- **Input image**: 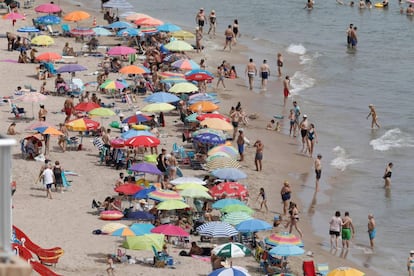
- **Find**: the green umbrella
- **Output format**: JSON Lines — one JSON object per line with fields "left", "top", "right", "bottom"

{"left": 122, "top": 234, "right": 164, "bottom": 251}
{"left": 221, "top": 204, "right": 254, "bottom": 215}
{"left": 168, "top": 82, "right": 199, "bottom": 93}
{"left": 156, "top": 199, "right": 189, "bottom": 210}
{"left": 175, "top": 183, "right": 209, "bottom": 191}
{"left": 221, "top": 212, "right": 252, "bottom": 225}
{"left": 212, "top": 242, "right": 251, "bottom": 258}
{"left": 179, "top": 188, "right": 212, "bottom": 199}
{"left": 185, "top": 113, "right": 199, "bottom": 123}
{"left": 89, "top": 107, "right": 116, "bottom": 117}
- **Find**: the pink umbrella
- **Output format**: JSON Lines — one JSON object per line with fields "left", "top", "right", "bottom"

{"left": 3, "top": 13, "right": 25, "bottom": 20}
{"left": 70, "top": 27, "right": 95, "bottom": 37}
{"left": 151, "top": 224, "right": 189, "bottom": 237}
{"left": 107, "top": 46, "right": 137, "bottom": 56}
{"left": 110, "top": 138, "right": 125, "bottom": 149}
{"left": 35, "top": 3, "right": 62, "bottom": 13}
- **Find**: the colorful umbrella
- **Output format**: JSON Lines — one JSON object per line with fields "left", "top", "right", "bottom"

{"left": 209, "top": 266, "right": 251, "bottom": 276}
{"left": 149, "top": 190, "right": 183, "bottom": 202}
{"left": 197, "top": 114, "right": 230, "bottom": 122}
{"left": 212, "top": 168, "right": 247, "bottom": 180}
{"left": 35, "top": 52, "right": 61, "bottom": 62}
{"left": 36, "top": 15, "right": 60, "bottom": 25}
{"left": 207, "top": 153, "right": 233, "bottom": 162}
{"left": 25, "top": 121, "right": 53, "bottom": 131}
{"left": 100, "top": 79, "right": 127, "bottom": 90}
{"left": 92, "top": 27, "right": 112, "bottom": 36}
{"left": 156, "top": 200, "right": 189, "bottom": 210}
{"left": 170, "top": 30, "right": 195, "bottom": 40}
{"left": 179, "top": 189, "right": 212, "bottom": 199}
{"left": 212, "top": 242, "right": 251, "bottom": 258}
{"left": 31, "top": 35, "right": 54, "bottom": 46}
{"left": 133, "top": 186, "right": 157, "bottom": 199}
{"left": 221, "top": 204, "right": 253, "bottom": 215}
{"left": 327, "top": 267, "right": 365, "bottom": 276}
{"left": 66, "top": 118, "right": 100, "bottom": 131}
{"left": 74, "top": 102, "right": 100, "bottom": 112}
{"left": 115, "top": 183, "right": 143, "bottom": 195}
{"left": 184, "top": 113, "right": 199, "bottom": 123}
{"left": 164, "top": 40, "right": 193, "bottom": 52}
{"left": 170, "top": 177, "right": 206, "bottom": 185}
{"left": 125, "top": 211, "right": 155, "bottom": 220}
{"left": 201, "top": 118, "right": 233, "bottom": 131}
{"left": 119, "top": 65, "right": 149, "bottom": 75}
{"left": 134, "top": 17, "right": 163, "bottom": 26}
{"left": 157, "top": 23, "right": 181, "bottom": 33}
{"left": 89, "top": 107, "right": 116, "bottom": 117}
{"left": 212, "top": 199, "right": 246, "bottom": 209}
{"left": 265, "top": 232, "right": 303, "bottom": 247}
{"left": 128, "top": 162, "right": 162, "bottom": 175}
{"left": 269, "top": 244, "right": 305, "bottom": 257}
{"left": 3, "top": 12, "right": 25, "bottom": 20}
{"left": 125, "top": 13, "right": 152, "bottom": 21}
{"left": 111, "top": 227, "right": 136, "bottom": 237}
{"left": 122, "top": 234, "right": 164, "bottom": 251}
{"left": 101, "top": 222, "right": 127, "bottom": 234}
{"left": 107, "top": 46, "right": 136, "bottom": 56}
{"left": 196, "top": 221, "right": 238, "bottom": 238}
{"left": 168, "top": 82, "right": 198, "bottom": 93}
{"left": 35, "top": 3, "right": 61, "bottom": 13}
{"left": 208, "top": 145, "right": 239, "bottom": 159}
{"left": 221, "top": 212, "right": 252, "bottom": 225}
{"left": 107, "top": 21, "right": 133, "bottom": 29}
{"left": 34, "top": 126, "right": 63, "bottom": 136}
{"left": 63, "top": 11, "right": 90, "bottom": 22}
{"left": 236, "top": 219, "right": 273, "bottom": 233}
{"left": 175, "top": 183, "right": 209, "bottom": 191}
{"left": 193, "top": 133, "right": 226, "bottom": 146}
{"left": 130, "top": 223, "right": 154, "bottom": 235}
{"left": 70, "top": 27, "right": 95, "bottom": 36}
{"left": 185, "top": 69, "right": 214, "bottom": 81}
{"left": 125, "top": 136, "right": 160, "bottom": 147}
{"left": 158, "top": 71, "right": 185, "bottom": 78}
{"left": 110, "top": 138, "right": 125, "bottom": 148}
{"left": 144, "top": 92, "right": 180, "bottom": 103}
{"left": 103, "top": 0, "right": 133, "bottom": 9}
{"left": 131, "top": 124, "right": 150, "bottom": 130}
{"left": 188, "top": 94, "right": 219, "bottom": 105}
{"left": 210, "top": 182, "right": 248, "bottom": 199}
{"left": 151, "top": 224, "right": 189, "bottom": 237}
{"left": 122, "top": 113, "right": 151, "bottom": 124}
{"left": 192, "top": 128, "right": 225, "bottom": 138}
{"left": 141, "top": 103, "right": 175, "bottom": 113}
{"left": 56, "top": 64, "right": 87, "bottom": 73}
{"left": 121, "top": 129, "right": 154, "bottom": 139}
{"left": 206, "top": 157, "right": 241, "bottom": 171}
{"left": 171, "top": 59, "right": 200, "bottom": 71}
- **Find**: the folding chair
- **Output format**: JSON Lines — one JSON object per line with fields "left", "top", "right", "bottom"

{"left": 316, "top": 263, "right": 329, "bottom": 276}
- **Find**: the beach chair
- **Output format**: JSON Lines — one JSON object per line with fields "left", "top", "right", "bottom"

{"left": 11, "top": 104, "right": 26, "bottom": 118}
{"left": 316, "top": 263, "right": 329, "bottom": 276}
{"left": 303, "top": 260, "right": 316, "bottom": 276}
{"left": 46, "top": 25, "right": 60, "bottom": 37}
{"left": 151, "top": 245, "right": 167, "bottom": 268}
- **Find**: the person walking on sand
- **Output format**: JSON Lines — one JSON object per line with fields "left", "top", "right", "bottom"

{"left": 63, "top": 95, "right": 75, "bottom": 123}
{"left": 254, "top": 139, "right": 264, "bottom": 171}
{"left": 299, "top": 114, "right": 309, "bottom": 153}
{"left": 260, "top": 60, "right": 270, "bottom": 91}
{"left": 342, "top": 211, "right": 355, "bottom": 249}
{"left": 208, "top": 10, "right": 216, "bottom": 38}
{"left": 329, "top": 211, "right": 343, "bottom": 249}
{"left": 367, "top": 104, "right": 380, "bottom": 129}
{"left": 237, "top": 129, "right": 245, "bottom": 162}
{"left": 383, "top": 162, "right": 393, "bottom": 188}
{"left": 285, "top": 202, "right": 303, "bottom": 238}
{"left": 42, "top": 163, "right": 55, "bottom": 199}
{"left": 195, "top": 8, "right": 206, "bottom": 33}
{"left": 277, "top": 53, "right": 283, "bottom": 77}
{"left": 368, "top": 213, "right": 376, "bottom": 249}
{"left": 306, "top": 123, "right": 318, "bottom": 157}
{"left": 53, "top": 160, "right": 64, "bottom": 193}
{"left": 289, "top": 109, "right": 296, "bottom": 137}
{"left": 283, "top": 76, "right": 291, "bottom": 107}
{"left": 315, "top": 154, "right": 322, "bottom": 191}
{"left": 280, "top": 181, "right": 291, "bottom": 216}
{"left": 230, "top": 108, "right": 242, "bottom": 140}
{"left": 407, "top": 250, "right": 414, "bottom": 276}
{"left": 223, "top": 25, "right": 234, "bottom": 52}
{"left": 256, "top": 187, "right": 268, "bottom": 213}
{"left": 216, "top": 65, "right": 226, "bottom": 89}
{"left": 245, "top": 58, "right": 257, "bottom": 90}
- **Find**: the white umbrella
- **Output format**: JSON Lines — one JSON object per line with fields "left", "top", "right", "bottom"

{"left": 196, "top": 221, "right": 238, "bottom": 238}
{"left": 170, "top": 177, "right": 206, "bottom": 185}
{"left": 16, "top": 92, "right": 47, "bottom": 119}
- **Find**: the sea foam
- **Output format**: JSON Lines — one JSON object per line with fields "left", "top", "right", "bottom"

{"left": 290, "top": 71, "right": 315, "bottom": 94}
{"left": 330, "top": 146, "right": 360, "bottom": 171}
{"left": 370, "top": 128, "right": 414, "bottom": 151}
{"left": 286, "top": 44, "right": 307, "bottom": 55}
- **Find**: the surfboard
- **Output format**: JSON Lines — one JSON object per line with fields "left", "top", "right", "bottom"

{"left": 273, "top": 115, "right": 284, "bottom": 119}
{"left": 374, "top": 3, "right": 384, "bottom": 7}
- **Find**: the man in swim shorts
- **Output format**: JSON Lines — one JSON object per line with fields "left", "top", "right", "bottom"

{"left": 283, "top": 76, "right": 291, "bottom": 106}
{"left": 368, "top": 214, "right": 376, "bottom": 249}
{"left": 314, "top": 154, "right": 322, "bottom": 191}
{"left": 342, "top": 211, "right": 355, "bottom": 248}
{"left": 195, "top": 8, "right": 206, "bottom": 33}
{"left": 237, "top": 129, "right": 245, "bottom": 162}
{"left": 260, "top": 60, "right": 270, "bottom": 91}
{"left": 63, "top": 95, "right": 75, "bottom": 123}
{"left": 245, "top": 58, "right": 257, "bottom": 90}
{"left": 223, "top": 25, "right": 234, "bottom": 52}
{"left": 254, "top": 140, "right": 264, "bottom": 171}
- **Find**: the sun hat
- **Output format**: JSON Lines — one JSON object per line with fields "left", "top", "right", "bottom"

{"left": 303, "top": 114, "right": 307, "bottom": 118}
{"left": 410, "top": 250, "right": 414, "bottom": 254}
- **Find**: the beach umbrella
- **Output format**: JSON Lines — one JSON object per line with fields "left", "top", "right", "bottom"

{"left": 164, "top": 40, "right": 193, "bottom": 51}
{"left": 207, "top": 152, "right": 233, "bottom": 162}
{"left": 210, "top": 182, "right": 248, "bottom": 199}
{"left": 189, "top": 94, "right": 220, "bottom": 104}
{"left": 151, "top": 224, "right": 189, "bottom": 237}
{"left": 74, "top": 102, "right": 100, "bottom": 112}
{"left": 269, "top": 244, "right": 305, "bottom": 257}
{"left": 185, "top": 69, "right": 214, "bottom": 81}
{"left": 209, "top": 266, "right": 250, "bottom": 276}
{"left": 121, "top": 129, "right": 154, "bottom": 139}
{"left": 327, "top": 267, "right": 365, "bottom": 276}
{"left": 16, "top": 92, "right": 47, "bottom": 118}
{"left": 117, "top": 27, "right": 141, "bottom": 37}
{"left": 107, "top": 46, "right": 136, "bottom": 56}
{"left": 111, "top": 227, "right": 136, "bottom": 237}
{"left": 144, "top": 92, "right": 180, "bottom": 103}
{"left": 206, "top": 157, "right": 241, "bottom": 171}
{"left": 35, "top": 3, "right": 61, "bottom": 13}
{"left": 133, "top": 186, "right": 156, "bottom": 199}
{"left": 149, "top": 190, "right": 183, "bottom": 202}
{"left": 175, "top": 183, "right": 208, "bottom": 191}
{"left": 197, "top": 221, "right": 238, "bottom": 238}
{"left": 122, "top": 113, "right": 151, "bottom": 124}
{"left": 115, "top": 183, "right": 143, "bottom": 195}
{"left": 34, "top": 126, "right": 63, "bottom": 136}
{"left": 129, "top": 162, "right": 162, "bottom": 175}
{"left": 208, "top": 145, "right": 238, "bottom": 158}
{"left": 125, "top": 136, "right": 160, "bottom": 147}
{"left": 212, "top": 199, "right": 246, "bottom": 210}
{"left": 107, "top": 21, "right": 133, "bottom": 29}
{"left": 31, "top": 35, "right": 54, "bottom": 46}
{"left": 197, "top": 114, "right": 230, "bottom": 122}
{"left": 170, "top": 177, "right": 206, "bottom": 185}
{"left": 100, "top": 79, "right": 127, "bottom": 90}
{"left": 103, "top": 0, "right": 133, "bottom": 10}
{"left": 70, "top": 27, "right": 95, "bottom": 37}
{"left": 201, "top": 118, "right": 233, "bottom": 131}
{"left": 156, "top": 200, "right": 189, "bottom": 210}
{"left": 92, "top": 27, "right": 112, "bottom": 36}
{"left": 179, "top": 189, "right": 212, "bottom": 199}
{"left": 141, "top": 103, "right": 175, "bottom": 113}
{"left": 122, "top": 234, "right": 164, "bottom": 251}
{"left": 131, "top": 124, "right": 150, "bottom": 130}
{"left": 119, "top": 65, "right": 149, "bottom": 75}
{"left": 170, "top": 30, "right": 195, "bottom": 40}
{"left": 25, "top": 121, "right": 53, "bottom": 131}
{"left": 212, "top": 168, "right": 247, "bottom": 180}
{"left": 134, "top": 17, "right": 163, "bottom": 26}
{"left": 101, "top": 222, "right": 127, "bottom": 234}
{"left": 221, "top": 212, "right": 252, "bottom": 225}
{"left": 193, "top": 132, "right": 226, "bottom": 146}
{"left": 65, "top": 118, "right": 100, "bottom": 131}
{"left": 35, "top": 52, "right": 61, "bottom": 62}
{"left": 192, "top": 128, "right": 225, "bottom": 138}
{"left": 130, "top": 223, "right": 154, "bottom": 235}
{"left": 89, "top": 107, "right": 116, "bottom": 117}
{"left": 185, "top": 113, "right": 199, "bottom": 123}
{"left": 36, "top": 15, "right": 60, "bottom": 25}
{"left": 56, "top": 64, "right": 87, "bottom": 73}
{"left": 221, "top": 204, "right": 253, "bottom": 215}
{"left": 125, "top": 211, "right": 155, "bottom": 221}
{"left": 125, "top": 13, "right": 151, "bottom": 21}
{"left": 110, "top": 138, "right": 125, "bottom": 148}
{"left": 236, "top": 219, "right": 273, "bottom": 233}
{"left": 169, "top": 82, "right": 198, "bottom": 93}
{"left": 159, "top": 71, "right": 185, "bottom": 78}
{"left": 63, "top": 11, "right": 90, "bottom": 22}
{"left": 157, "top": 23, "right": 181, "bottom": 33}
{"left": 265, "top": 232, "right": 303, "bottom": 247}
{"left": 17, "top": 26, "right": 40, "bottom": 33}
{"left": 171, "top": 59, "right": 200, "bottom": 71}
{"left": 3, "top": 12, "right": 25, "bottom": 20}
{"left": 212, "top": 243, "right": 251, "bottom": 258}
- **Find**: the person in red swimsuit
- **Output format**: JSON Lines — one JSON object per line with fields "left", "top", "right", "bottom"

{"left": 283, "top": 75, "right": 291, "bottom": 106}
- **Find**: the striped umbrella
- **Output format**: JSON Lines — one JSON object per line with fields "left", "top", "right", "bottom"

{"left": 208, "top": 145, "right": 239, "bottom": 159}
{"left": 111, "top": 227, "right": 136, "bottom": 237}
{"left": 121, "top": 129, "right": 155, "bottom": 139}
{"left": 101, "top": 222, "right": 127, "bottom": 234}
{"left": 192, "top": 128, "right": 225, "bottom": 139}
{"left": 107, "top": 21, "right": 133, "bottom": 29}
{"left": 207, "top": 152, "right": 233, "bottom": 162}
{"left": 196, "top": 221, "right": 238, "bottom": 238}
{"left": 221, "top": 204, "right": 254, "bottom": 215}
{"left": 221, "top": 212, "right": 252, "bottom": 225}
{"left": 70, "top": 27, "right": 95, "bottom": 36}
{"left": 179, "top": 189, "right": 212, "bottom": 199}
{"left": 265, "top": 232, "right": 303, "bottom": 247}
{"left": 100, "top": 79, "right": 127, "bottom": 90}
{"left": 171, "top": 59, "right": 200, "bottom": 70}
{"left": 156, "top": 200, "right": 189, "bottom": 210}
{"left": 212, "top": 242, "right": 251, "bottom": 258}
{"left": 212, "top": 199, "right": 246, "bottom": 209}
{"left": 206, "top": 157, "right": 241, "bottom": 171}
{"left": 149, "top": 190, "right": 183, "bottom": 202}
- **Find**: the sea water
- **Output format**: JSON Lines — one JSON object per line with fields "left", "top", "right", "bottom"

{"left": 94, "top": 0, "right": 414, "bottom": 274}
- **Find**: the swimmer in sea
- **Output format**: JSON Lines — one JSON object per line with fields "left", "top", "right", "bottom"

{"left": 366, "top": 104, "right": 380, "bottom": 129}
{"left": 383, "top": 162, "right": 393, "bottom": 188}
{"left": 305, "top": 0, "right": 314, "bottom": 9}
{"left": 260, "top": 59, "right": 270, "bottom": 91}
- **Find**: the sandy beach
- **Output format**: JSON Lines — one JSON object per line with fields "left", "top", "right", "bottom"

{"left": 1, "top": 0, "right": 378, "bottom": 275}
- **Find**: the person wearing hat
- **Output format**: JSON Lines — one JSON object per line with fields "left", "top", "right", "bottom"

{"left": 136, "top": 199, "right": 147, "bottom": 211}
{"left": 195, "top": 8, "right": 206, "bottom": 33}
{"left": 208, "top": 10, "right": 216, "bottom": 37}
{"left": 299, "top": 114, "right": 309, "bottom": 153}
{"left": 408, "top": 250, "right": 414, "bottom": 276}
{"left": 366, "top": 104, "right": 380, "bottom": 129}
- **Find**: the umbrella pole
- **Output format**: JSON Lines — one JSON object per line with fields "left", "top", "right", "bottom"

{"left": 32, "top": 102, "right": 35, "bottom": 119}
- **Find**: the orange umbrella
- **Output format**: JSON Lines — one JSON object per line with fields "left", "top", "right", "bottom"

{"left": 36, "top": 52, "right": 62, "bottom": 62}
{"left": 119, "top": 65, "right": 148, "bottom": 75}
{"left": 126, "top": 13, "right": 152, "bottom": 21}
{"left": 134, "top": 17, "right": 163, "bottom": 26}
{"left": 64, "top": 11, "right": 90, "bottom": 22}
{"left": 189, "top": 101, "right": 219, "bottom": 112}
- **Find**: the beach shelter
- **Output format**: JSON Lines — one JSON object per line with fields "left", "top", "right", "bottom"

{"left": 31, "top": 35, "right": 54, "bottom": 46}
{"left": 151, "top": 224, "right": 189, "bottom": 237}
{"left": 156, "top": 200, "right": 189, "bottom": 210}
{"left": 236, "top": 219, "right": 273, "bottom": 233}
{"left": 164, "top": 40, "right": 193, "bottom": 52}
{"left": 149, "top": 190, "right": 183, "bottom": 202}
{"left": 170, "top": 177, "right": 206, "bottom": 185}
{"left": 212, "top": 242, "right": 251, "bottom": 258}
{"left": 327, "top": 267, "right": 365, "bottom": 276}
{"left": 196, "top": 221, "right": 238, "bottom": 238}
{"left": 63, "top": 11, "right": 90, "bottom": 22}
{"left": 122, "top": 234, "right": 164, "bottom": 251}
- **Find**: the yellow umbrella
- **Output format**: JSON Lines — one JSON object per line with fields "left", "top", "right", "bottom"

{"left": 168, "top": 82, "right": 198, "bottom": 93}
{"left": 179, "top": 189, "right": 212, "bottom": 199}
{"left": 89, "top": 107, "right": 116, "bottom": 117}
{"left": 132, "top": 124, "right": 150, "bottom": 130}
{"left": 327, "top": 267, "right": 365, "bottom": 276}
{"left": 170, "top": 30, "right": 195, "bottom": 40}
{"left": 141, "top": 103, "right": 175, "bottom": 113}
{"left": 64, "top": 10, "right": 90, "bottom": 22}
{"left": 164, "top": 40, "right": 193, "bottom": 52}
{"left": 205, "top": 157, "right": 241, "bottom": 171}
{"left": 156, "top": 200, "right": 189, "bottom": 210}
{"left": 175, "top": 183, "right": 209, "bottom": 191}
{"left": 201, "top": 118, "right": 234, "bottom": 131}
{"left": 123, "top": 234, "right": 164, "bottom": 251}
{"left": 101, "top": 222, "right": 127, "bottom": 234}
{"left": 31, "top": 35, "right": 54, "bottom": 46}
{"left": 189, "top": 101, "right": 219, "bottom": 112}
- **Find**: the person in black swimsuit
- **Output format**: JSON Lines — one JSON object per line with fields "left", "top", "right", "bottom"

{"left": 232, "top": 19, "right": 239, "bottom": 44}
{"left": 383, "top": 162, "right": 393, "bottom": 188}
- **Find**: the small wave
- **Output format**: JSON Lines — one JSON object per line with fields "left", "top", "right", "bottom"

{"left": 299, "top": 52, "right": 321, "bottom": 65}
{"left": 330, "top": 146, "right": 360, "bottom": 171}
{"left": 286, "top": 44, "right": 307, "bottom": 55}
{"left": 370, "top": 128, "right": 414, "bottom": 151}
{"left": 290, "top": 71, "right": 315, "bottom": 94}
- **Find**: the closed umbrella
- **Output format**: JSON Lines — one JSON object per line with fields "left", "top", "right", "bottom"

{"left": 164, "top": 40, "right": 193, "bottom": 52}
{"left": 36, "top": 15, "right": 60, "bottom": 25}
{"left": 212, "top": 199, "right": 246, "bottom": 209}
{"left": 197, "top": 221, "right": 238, "bottom": 238}
{"left": 122, "top": 234, "right": 164, "bottom": 251}
{"left": 149, "top": 190, "right": 183, "bottom": 202}
{"left": 210, "top": 182, "right": 249, "bottom": 199}
{"left": 31, "top": 35, "right": 54, "bottom": 46}
{"left": 170, "top": 177, "right": 206, "bottom": 185}
{"left": 327, "top": 267, "right": 365, "bottom": 276}
{"left": 221, "top": 212, "right": 252, "bottom": 225}
{"left": 156, "top": 200, "right": 189, "bottom": 210}
{"left": 236, "top": 219, "right": 273, "bottom": 233}
{"left": 212, "top": 168, "right": 247, "bottom": 180}
{"left": 144, "top": 92, "right": 180, "bottom": 103}
{"left": 141, "top": 103, "right": 175, "bottom": 113}
{"left": 56, "top": 64, "right": 87, "bottom": 73}
{"left": 35, "top": 3, "right": 61, "bottom": 13}
{"left": 212, "top": 243, "right": 251, "bottom": 258}
{"left": 151, "top": 224, "right": 189, "bottom": 237}
{"left": 125, "top": 136, "right": 160, "bottom": 147}
{"left": 128, "top": 162, "right": 162, "bottom": 175}
{"left": 169, "top": 82, "right": 198, "bottom": 93}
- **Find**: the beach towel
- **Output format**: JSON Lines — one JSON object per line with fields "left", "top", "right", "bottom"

{"left": 61, "top": 172, "right": 71, "bottom": 188}
{"left": 191, "top": 255, "right": 210, "bottom": 262}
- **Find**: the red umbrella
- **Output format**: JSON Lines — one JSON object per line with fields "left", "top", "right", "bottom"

{"left": 35, "top": 52, "right": 62, "bottom": 62}
{"left": 151, "top": 224, "right": 189, "bottom": 237}
{"left": 74, "top": 102, "right": 101, "bottom": 112}
{"left": 35, "top": 3, "right": 62, "bottom": 13}
{"left": 209, "top": 182, "right": 248, "bottom": 199}
{"left": 110, "top": 138, "right": 125, "bottom": 149}
{"left": 185, "top": 72, "right": 214, "bottom": 81}
{"left": 115, "top": 184, "right": 143, "bottom": 195}
{"left": 125, "top": 136, "right": 160, "bottom": 147}
{"left": 197, "top": 114, "right": 230, "bottom": 123}
{"left": 65, "top": 118, "right": 100, "bottom": 131}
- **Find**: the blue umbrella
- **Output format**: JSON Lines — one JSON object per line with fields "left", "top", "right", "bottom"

{"left": 269, "top": 244, "right": 305, "bottom": 257}
{"left": 17, "top": 26, "right": 40, "bottom": 33}
{"left": 125, "top": 211, "right": 155, "bottom": 220}
{"left": 194, "top": 133, "right": 225, "bottom": 145}
{"left": 185, "top": 113, "right": 199, "bottom": 123}
{"left": 121, "top": 130, "right": 154, "bottom": 139}
{"left": 197, "top": 221, "right": 238, "bottom": 238}
{"left": 130, "top": 223, "right": 154, "bottom": 235}
{"left": 235, "top": 219, "right": 273, "bottom": 233}
{"left": 117, "top": 27, "right": 141, "bottom": 37}
{"left": 92, "top": 27, "right": 112, "bottom": 36}
{"left": 188, "top": 94, "right": 220, "bottom": 104}
{"left": 157, "top": 23, "right": 181, "bottom": 33}
{"left": 209, "top": 267, "right": 250, "bottom": 276}
{"left": 129, "top": 162, "right": 162, "bottom": 175}
{"left": 133, "top": 186, "right": 156, "bottom": 199}
{"left": 212, "top": 199, "right": 246, "bottom": 209}
{"left": 122, "top": 113, "right": 151, "bottom": 124}
{"left": 36, "top": 15, "right": 61, "bottom": 25}
{"left": 144, "top": 92, "right": 180, "bottom": 103}
{"left": 107, "top": 21, "right": 133, "bottom": 29}
{"left": 212, "top": 168, "right": 247, "bottom": 180}
{"left": 56, "top": 64, "right": 87, "bottom": 73}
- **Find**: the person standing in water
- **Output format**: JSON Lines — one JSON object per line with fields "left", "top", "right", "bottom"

{"left": 195, "top": 8, "right": 206, "bottom": 33}
{"left": 342, "top": 211, "right": 355, "bottom": 249}
{"left": 383, "top": 162, "right": 393, "bottom": 188}
{"left": 407, "top": 250, "right": 414, "bottom": 276}
{"left": 208, "top": 10, "right": 216, "bottom": 37}
{"left": 277, "top": 53, "right": 283, "bottom": 77}
{"left": 367, "top": 104, "right": 380, "bottom": 129}
{"left": 367, "top": 214, "right": 376, "bottom": 249}
{"left": 260, "top": 60, "right": 270, "bottom": 91}
{"left": 314, "top": 154, "right": 322, "bottom": 191}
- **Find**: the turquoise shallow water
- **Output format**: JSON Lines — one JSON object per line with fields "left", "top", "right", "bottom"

{"left": 92, "top": 0, "right": 414, "bottom": 274}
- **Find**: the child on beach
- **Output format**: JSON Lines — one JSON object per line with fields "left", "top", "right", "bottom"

{"left": 255, "top": 187, "right": 268, "bottom": 212}
{"left": 289, "top": 109, "right": 296, "bottom": 136}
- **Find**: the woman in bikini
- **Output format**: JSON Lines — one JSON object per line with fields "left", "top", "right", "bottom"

{"left": 280, "top": 181, "right": 291, "bottom": 216}
{"left": 286, "top": 202, "right": 303, "bottom": 238}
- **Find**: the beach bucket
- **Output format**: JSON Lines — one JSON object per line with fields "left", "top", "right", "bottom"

{"left": 167, "top": 257, "right": 174, "bottom": 266}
